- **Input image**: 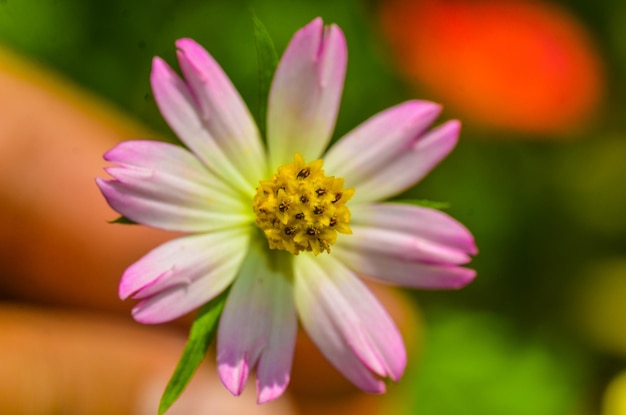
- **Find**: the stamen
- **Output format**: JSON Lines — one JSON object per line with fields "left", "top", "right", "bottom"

{"left": 297, "top": 168, "right": 311, "bottom": 179}
{"left": 252, "top": 153, "right": 354, "bottom": 255}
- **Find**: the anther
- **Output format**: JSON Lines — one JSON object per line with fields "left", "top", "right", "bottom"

{"left": 313, "top": 206, "right": 324, "bottom": 215}
{"left": 300, "top": 195, "right": 309, "bottom": 203}
{"left": 279, "top": 201, "right": 289, "bottom": 212}
{"left": 332, "top": 193, "right": 342, "bottom": 203}
{"left": 295, "top": 213, "right": 305, "bottom": 220}
{"left": 306, "top": 227, "right": 318, "bottom": 236}
{"left": 329, "top": 217, "right": 337, "bottom": 227}
{"left": 316, "top": 188, "right": 326, "bottom": 197}
{"left": 297, "top": 168, "right": 311, "bottom": 179}
{"left": 284, "top": 226, "right": 295, "bottom": 235}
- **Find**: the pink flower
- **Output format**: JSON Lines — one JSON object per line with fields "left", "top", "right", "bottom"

{"left": 97, "top": 17, "right": 477, "bottom": 403}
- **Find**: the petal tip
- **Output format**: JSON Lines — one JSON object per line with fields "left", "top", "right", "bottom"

{"left": 151, "top": 56, "right": 167, "bottom": 72}
{"left": 95, "top": 178, "right": 119, "bottom": 206}
{"left": 175, "top": 38, "right": 209, "bottom": 69}
{"left": 94, "top": 176, "right": 108, "bottom": 189}
{"left": 369, "top": 379, "right": 387, "bottom": 394}
{"left": 401, "top": 100, "right": 443, "bottom": 130}
{"left": 256, "top": 382, "right": 289, "bottom": 404}
{"left": 415, "top": 118, "right": 461, "bottom": 155}
{"left": 150, "top": 57, "right": 173, "bottom": 86}
{"left": 412, "top": 99, "right": 443, "bottom": 116}
{"left": 306, "top": 16, "right": 324, "bottom": 30}
{"left": 389, "top": 355, "right": 407, "bottom": 383}
{"left": 101, "top": 145, "right": 119, "bottom": 162}
{"left": 452, "top": 268, "right": 477, "bottom": 289}
{"left": 174, "top": 37, "right": 197, "bottom": 50}
{"left": 131, "top": 302, "right": 166, "bottom": 325}
{"left": 326, "top": 22, "right": 347, "bottom": 45}
{"left": 218, "top": 361, "right": 249, "bottom": 397}
{"left": 118, "top": 276, "right": 134, "bottom": 300}
{"left": 445, "top": 119, "right": 462, "bottom": 136}
{"left": 468, "top": 240, "right": 479, "bottom": 256}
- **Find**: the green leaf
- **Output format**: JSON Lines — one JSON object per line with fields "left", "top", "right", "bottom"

{"left": 395, "top": 199, "right": 450, "bottom": 210}
{"left": 158, "top": 290, "right": 229, "bottom": 415}
{"left": 109, "top": 216, "right": 138, "bottom": 225}
{"left": 252, "top": 12, "right": 278, "bottom": 139}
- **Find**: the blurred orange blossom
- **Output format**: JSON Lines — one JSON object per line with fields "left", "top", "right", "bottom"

{"left": 379, "top": 0, "right": 604, "bottom": 135}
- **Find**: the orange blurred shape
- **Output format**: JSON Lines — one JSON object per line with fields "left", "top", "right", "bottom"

{"left": 379, "top": 0, "right": 604, "bottom": 135}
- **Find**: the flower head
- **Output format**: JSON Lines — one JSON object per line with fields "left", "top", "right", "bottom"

{"left": 97, "top": 17, "right": 477, "bottom": 403}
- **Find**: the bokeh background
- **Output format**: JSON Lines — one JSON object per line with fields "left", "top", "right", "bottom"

{"left": 1, "top": 0, "right": 626, "bottom": 414}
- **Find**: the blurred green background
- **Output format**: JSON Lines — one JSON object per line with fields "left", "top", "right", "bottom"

{"left": 2, "top": 0, "right": 626, "bottom": 414}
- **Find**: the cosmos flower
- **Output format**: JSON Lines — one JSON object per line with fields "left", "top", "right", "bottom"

{"left": 97, "top": 17, "right": 477, "bottom": 403}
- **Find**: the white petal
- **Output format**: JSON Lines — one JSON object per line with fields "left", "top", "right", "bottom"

{"left": 267, "top": 17, "right": 347, "bottom": 170}
{"left": 341, "top": 203, "right": 477, "bottom": 264}
{"left": 125, "top": 228, "right": 251, "bottom": 324}
{"left": 98, "top": 140, "right": 251, "bottom": 232}
{"left": 333, "top": 246, "right": 476, "bottom": 290}
{"left": 151, "top": 57, "right": 258, "bottom": 196}
{"left": 176, "top": 38, "right": 267, "bottom": 184}
{"left": 324, "top": 100, "right": 441, "bottom": 182}
{"left": 294, "top": 253, "right": 406, "bottom": 392}
{"left": 341, "top": 120, "right": 461, "bottom": 204}
{"left": 334, "top": 203, "right": 476, "bottom": 289}
{"left": 217, "top": 239, "right": 297, "bottom": 403}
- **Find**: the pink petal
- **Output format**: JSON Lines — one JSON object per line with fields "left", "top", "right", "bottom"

{"left": 267, "top": 17, "right": 347, "bottom": 170}
{"left": 324, "top": 100, "right": 441, "bottom": 182}
{"left": 342, "top": 203, "right": 478, "bottom": 263}
{"left": 336, "top": 120, "right": 461, "bottom": 204}
{"left": 217, "top": 241, "right": 297, "bottom": 403}
{"left": 345, "top": 225, "right": 471, "bottom": 265}
{"left": 97, "top": 140, "right": 249, "bottom": 232}
{"left": 121, "top": 228, "right": 250, "bottom": 324}
{"left": 332, "top": 192, "right": 476, "bottom": 291}
{"left": 294, "top": 253, "right": 406, "bottom": 392}
{"left": 150, "top": 57, "right": 257, "bottom": 195}
{"left": 333, "top": 247, "right": 476, "bottom": 290}
{"left": 175, "top": 38, "right": 266, "bottom": 185}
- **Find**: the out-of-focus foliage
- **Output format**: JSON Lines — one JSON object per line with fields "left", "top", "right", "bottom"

{"left": 2, "top": 0, "right": 626, "bottom": 414}
{"left": 405, "top": 311, "right": 584, "bottom": 415}
{"left": 0, "top": 0, "right": 401, "bottom": 141}
{"left": 604, "top": 370, "right": 626, "bottom": 415}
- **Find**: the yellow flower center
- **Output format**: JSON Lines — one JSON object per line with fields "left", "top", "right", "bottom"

{"left": 253, "top": 153, "right": 354, "bottom": 255}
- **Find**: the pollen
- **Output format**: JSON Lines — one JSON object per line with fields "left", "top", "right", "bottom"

{"left": 253, "top": 153, "right": 354, "bottom": 255}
